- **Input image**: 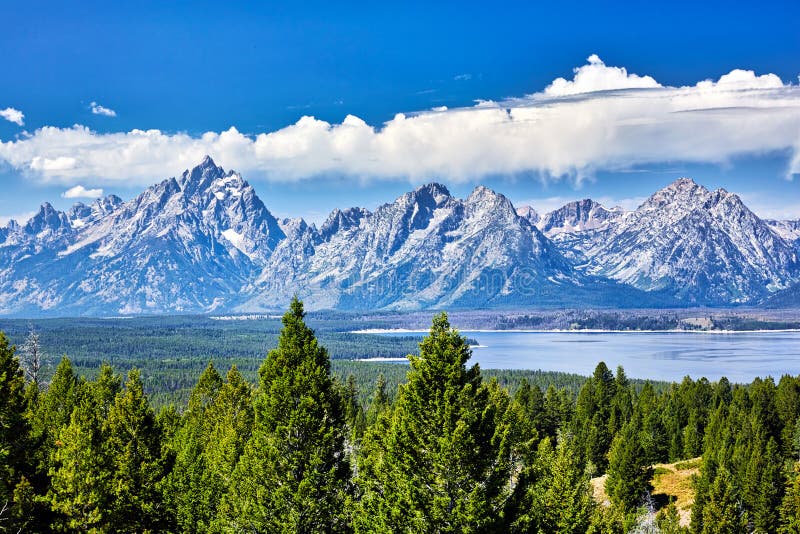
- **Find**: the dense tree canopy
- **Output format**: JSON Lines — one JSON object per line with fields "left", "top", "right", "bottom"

{"left": 0, "top": 303, "right": 798, "bottom": 533}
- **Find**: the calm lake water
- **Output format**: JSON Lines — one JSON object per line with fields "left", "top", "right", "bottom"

{"left": 378, "top": 331, "right": 800, "bottom": 383}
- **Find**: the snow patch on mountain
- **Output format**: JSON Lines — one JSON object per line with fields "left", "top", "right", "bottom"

{"left": 0, "top": 161, "right": 797, "bottom": 315}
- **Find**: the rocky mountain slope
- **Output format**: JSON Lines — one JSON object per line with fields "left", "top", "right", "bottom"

{"left": 550, "top": 178, "right": 799, "bottom": 304}
{"left": 0, "top": 157, "right": 284, "bottom": 314}
{"left": 0, "top": 159, "right": 797, "bottom": 315}
{"left": 243, "top": 184, "right": 642, "bottom": 311}
{"left": 537, "top": 199, "right": 624, "bottom": 237}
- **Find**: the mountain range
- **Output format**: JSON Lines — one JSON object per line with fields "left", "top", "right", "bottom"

{"left": 1, "top": 156, "right": 798, "bottom": 316}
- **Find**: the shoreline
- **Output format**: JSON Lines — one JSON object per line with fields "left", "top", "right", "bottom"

{"left": 350, "top": 328, "right": 800, "bottom": 335}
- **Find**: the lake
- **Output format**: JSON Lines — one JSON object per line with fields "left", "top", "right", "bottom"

{"left": 372, "top": 330, "right": 800, "bottom": 383}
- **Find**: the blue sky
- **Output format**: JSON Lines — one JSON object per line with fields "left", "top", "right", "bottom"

{"left": 1, "top": 0, "right": 799, "bottom": 224}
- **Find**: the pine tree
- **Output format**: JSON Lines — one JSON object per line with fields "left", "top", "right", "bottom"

{"left": 30, "top": 356, "right": 80, "bottom": 474}
{"left": 204, "top": 365, "right": 253, "bottom": 532}
{"left": 744, "top": 434, "right": 784, "bottom": 533}
{"left": 701, "top": 469, "right": 746, "bottom": 534}
{"left": 0, "top": 332, "right": 32, "bottom": 528}
{"left": 48, "top": 389, "right": 112, "bottom": 532}
{"left": 573, "top": 362, "right": 617, "bottom": 474}
{"left": 605, "top": 415, "right": 653, "bottom": 513}
{"left": 165, "top": 362, "right": 224, "bottom": 531}
{"left": 220, "top": 298, "right": 351, "bottom": 533}
{"left": 365, "top": 373, "right": 389, "bottom": 426}
{"left": 780, "top": 462, "right": 800, "bottom": 533}
{"left": 511, "top": 435, "right": 595, "bottom": 533}
{"left": 355, "top": 312, "right": 515, "bottom": 533}
{"left": 104, "top": 369, "right": 168, "bottom": 531}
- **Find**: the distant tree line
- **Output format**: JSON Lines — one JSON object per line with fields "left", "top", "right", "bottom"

{"left": 1, "top": 299, "right": 799, "bottom": 532}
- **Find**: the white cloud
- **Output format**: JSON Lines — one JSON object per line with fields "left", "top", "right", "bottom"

{"left": 695, "top": 69, "right": 784, "bottom": 91}
{"left": 0, "top": 107, "right": 24, "bottom": 126}
{"left": 61, "top": 185, "right": 104, "bottom": 199}
{"left": 90, "top": 101, "right": 117, "bottom": 117}
{"left": 0, "top": 56, "right": 799, "bottom": 186}
{"left": 543, "top": 54, "right": 661, "bottom": 96}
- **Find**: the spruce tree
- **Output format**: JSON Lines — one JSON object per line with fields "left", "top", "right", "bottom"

{"left": 605, "top": 415, "right": 653, "bottom": 513}
{"left": 515, "top": 379, "right": 549, "bottom": 442}
{"left": 700, "top": 469, "right": 746, "bottom": 534}
{"left": 793, "top": 419, "right": 800, "bottom": 462}
{"left": 780, "top": 462, "right": 800, "bottom": 533}
{"left": 220, "top": 298, "right": 351, "bottom": 533}
{"left": 355, "top": 312, "right": 515, "bottom": 533}
{"left": 510, "top": 435, "right": 595, "bottom": 533}
{"left": 542, "top": 383, "right": 563, "bottom": 439}
{"left": 609, "top": 366, "right": 633, "bottom": 438}
{"left": 165, "top": 362, "right": 224, "bottom": 531}
{"left": 587, "top": 505, "right": 625, "bottom": 534}
{"left": 776, "top": 375, "right": 800, "bottom": 456}
{"left": 364, "top": 373, "right": 389, "bottom": 426}
{"left": 636, "top": 381, "right": 668, "bottom": 464}
{"left": 104, "top": 369, "right": 167, "bottom": 531}
{"left": 341, "top": 373, "right": 366, "bottom": 443}
{"left": 0, "top": 332, "right": 32, "bottom": 527}
{"left": 29, "top": 356, "right": 81, "bottom": 488}
{"left": 204, "top": 365, "right": 253, "bottom": 532}
{"left": 573, "top": 362, "right": 616, "bottom": 474}
{"left": 48, "top": 389, "right": 112, "bottom": 531}
{"left": 655, "top": 502, "right": 686, "bottom": 534}
{"left": 743, "top": 433, "right": 784, "bottom": 533}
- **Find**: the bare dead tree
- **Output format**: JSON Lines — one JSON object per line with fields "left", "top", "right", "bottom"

{"left": 19, "top": 325, "right": 45, "bottom": 386}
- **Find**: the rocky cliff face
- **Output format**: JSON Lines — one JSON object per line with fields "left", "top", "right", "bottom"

{"left": 566, "top": 178, "right": 799, "bottom": 304}
{"left": 0, "top": 161, "right": 797, "bottom": 315}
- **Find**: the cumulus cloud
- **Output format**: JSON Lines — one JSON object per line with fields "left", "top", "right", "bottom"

{"left": 0, "top": 107, "right": 24, "bottom": 126}
{"left": 544, "top": 54, "right": 661, "bottom": 96}
{"left": 0, "top": 55, "right": 799, "bottom": 185}
{"left": 90, "top": 101, "right": 117, "bottom": 117}
{"left": 61, "top": 185, "right": 104, "bottom": 199}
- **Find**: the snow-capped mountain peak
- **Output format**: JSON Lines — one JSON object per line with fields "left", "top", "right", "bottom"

{"left": 178, "top": 155, "right": 227, "bottom": 190}
{"left": 538, "top": 198, "right": 623, "bottom": 236}
{"left": 640, "top": 177, "right": 706, "bottom": 211}
{"left": 766, "top": 219, "right": 800, "bottom": 243}
{"left": 516, "top": 205, "right": 540, "bottom": 226}
{"left": 319, "top": 207, "right": 370, "bottom": 241}
{"left": 1, "top": 162, "right": 798, "bottom": 315}
{"left": 24, "top": 202, "right": 72, "bottom": 240}
{"left": 574, "top": 178, "right": 799, "bottom": 303}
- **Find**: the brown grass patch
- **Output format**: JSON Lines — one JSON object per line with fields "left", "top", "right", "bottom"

{"left": 651, "top": 457, "right": 700, "bottom": 526}
{"left": 590, "top": 457, "right": 700, "bottom": 527}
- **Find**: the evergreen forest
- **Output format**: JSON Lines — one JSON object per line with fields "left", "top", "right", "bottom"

{"left": 1, "top": 299, "right": 800, "bottom": 533}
